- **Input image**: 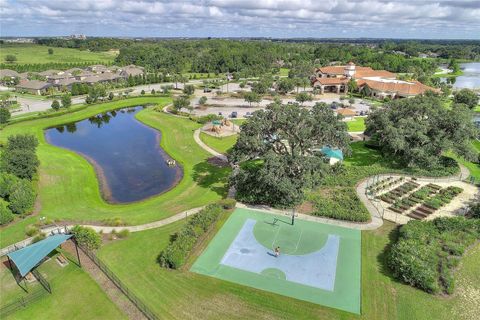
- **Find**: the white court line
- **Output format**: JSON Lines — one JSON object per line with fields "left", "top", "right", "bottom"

{"left": 292, "top": 228, "right": 304, "bottom": 254}
{"left": 271, "top": 224, "right": 281, "bottom": 249}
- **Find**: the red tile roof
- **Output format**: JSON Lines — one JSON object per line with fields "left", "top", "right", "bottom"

{"left": 337, "top": 108, "right": 357, "bottom": 116}
{"left": 357, "top": 79, "right": 438, "bottom": 96}
{"left": 313, "top": 77, "right": 349, "bottom": 85}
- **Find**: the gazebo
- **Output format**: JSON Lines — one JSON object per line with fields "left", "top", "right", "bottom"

{"left": 6, "top": 234, "right": 79, "bottom": 293}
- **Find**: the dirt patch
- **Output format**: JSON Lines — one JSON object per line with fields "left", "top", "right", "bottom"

{"left": 207, "top": 156, "right": 229, "bottom": 167}
{"left": 296, "top": 201, "right": 314, "bottom": 214}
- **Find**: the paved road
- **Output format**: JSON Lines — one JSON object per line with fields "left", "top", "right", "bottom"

{"left": 9, "top": 79, "right": 209, "bottom": 115}
{"left": 189, "top": 93, "right": 372, "bottom": 118}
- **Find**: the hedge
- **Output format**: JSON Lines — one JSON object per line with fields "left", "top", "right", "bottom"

{"left": 0, "top": 199, "right": 14, "bottom": 225}
{"left": 158, "top": 204, "right": 224, "bottom": 269}
{"left": 388, "top": 217, "right": 480, "bottom": 294}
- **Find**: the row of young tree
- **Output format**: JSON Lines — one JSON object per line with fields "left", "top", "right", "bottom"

{"left": 0, "top": 61, "right": 112, "bottom": 73}
{"left": 0, "top": 134, "right": 39, "bottom": 225}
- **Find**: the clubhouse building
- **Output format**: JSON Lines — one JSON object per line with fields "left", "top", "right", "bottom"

{"left": 312, "top": 62, "right": 437, "bottom": 99}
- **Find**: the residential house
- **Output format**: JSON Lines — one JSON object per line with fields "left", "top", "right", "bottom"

{"left": 16, "top": 80, "right": 52, "bottom": 95}
{"left": 0, "top": 69, "right": 19, "bottom": 85}
{"left": 86, "top": 65, "right": 110, "bottom": 73}
{"left": 120, "top": 65, "right": 145, "bottom": 78}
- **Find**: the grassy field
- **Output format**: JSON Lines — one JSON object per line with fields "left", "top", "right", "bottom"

{"left": 0, "top": 97, "right": 230, "bottom": 246}
{"left": 347, "top": 117, "right": 366, "bottom": 132}
{"left": 1, "top": 252, "right": 125, "bottom": 319}
{"left": 199, "top": 132, "right": 237, "bottom": 154}
{"left": 0, "top": 44, "right": 115, "bottom": 65}
{"left": 97, "top": 214, "right": 480, "bottom": 320}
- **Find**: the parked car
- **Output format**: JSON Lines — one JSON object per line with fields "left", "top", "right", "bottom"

{"left": 203, "top": 88, "right": 212, "bottom": 93}
{"left": 230, "top": 111, "right": 238, "bottom": 118}
{"left": 218, "top": 112, "right": 223, "bottom": 116}
{"left": 245, "top": 112, "right": 252, "bottom": 118}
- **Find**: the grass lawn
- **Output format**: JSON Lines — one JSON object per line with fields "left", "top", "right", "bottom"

{"left": 0, "top": 44, "right": 115, "bottom": 65}
{"left": 97, "top": 214, "right": 479, "bottom": 319}
{"left": 0, "top": 97, "right": 230, "bottom": 246}
{"left": 0, "top": 216, "right": 37, "bottom": 248}
{"left": 0, "top": 251, "right": 126, "bottom": 319}
{"left": 347, "top": 117, "right": 366, "bottom": 132}
{"left": 199, "top": 132, "right": 237, "bottom": 154}
{"left": 279, "top": 68, "right": 290, "bottom": 77}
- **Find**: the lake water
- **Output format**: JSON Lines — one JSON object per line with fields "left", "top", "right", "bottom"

{"left": 442, "top": 62, "right": 480, "bottom": 89}
{"left": 45, "top": 106, "right": 182, "bottom": 203}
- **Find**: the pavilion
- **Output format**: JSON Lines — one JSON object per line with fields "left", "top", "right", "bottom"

{"left": 6, "top": 234, "right": 79, "bottom": 293}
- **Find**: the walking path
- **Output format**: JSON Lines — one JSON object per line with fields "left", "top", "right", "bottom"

{"left": 0, "top": 207, "right": 202, "bottom": 256}
{"left": 236, "top": 203, "right": 383, "bottom": 230}
{"left": 193, "top": 128, "right": 228, "bottom": 161}
{"left": 2, "top": 122, "right": 475, "bottom": 255}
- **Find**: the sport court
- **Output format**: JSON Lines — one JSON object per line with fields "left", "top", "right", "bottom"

{"left": 190, "top": 208, "right": 361, "bottom": 314}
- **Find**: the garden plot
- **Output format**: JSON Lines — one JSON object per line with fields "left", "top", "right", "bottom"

{"left": 372, "top": 177, "right": 479, "bottom": 224}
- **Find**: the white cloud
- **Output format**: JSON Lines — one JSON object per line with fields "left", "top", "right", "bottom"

{"left": 0, "top": 0, "right": 478, "bottom": 38}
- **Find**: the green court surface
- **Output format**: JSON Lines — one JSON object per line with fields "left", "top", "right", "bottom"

{"left": 191, "top": 208, "right": 361, "bottom": 314}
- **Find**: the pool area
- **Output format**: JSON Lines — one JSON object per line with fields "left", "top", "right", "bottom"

{"left": 45, "top": 106, "right": 182, "bottom": 203}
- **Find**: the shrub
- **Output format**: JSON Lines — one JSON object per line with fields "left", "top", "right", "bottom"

{"left": 218, "top": 198, "right": 236, "bottom": 209}
{"left": 199, "top": 96, "right": 208, "bottom": 105}
{"left": 388, "top": 217, "right": 480, "bottom": 294}
{"left": 32, "top": 233, "right": 46, "bottom": 243}
{"left": 71, "top": 226, "right": 102, "bottom": 250}
{"left": 0, "top": 172, "right": 19, "bottom": 198}
{"left": 0, "top": 107, "right": 11, "bottom": 124}
{"left": 51, "top": 100, "right": 60, "bottom": 111}
{"left": 102, "top": 217, "right": 125, "bottom": 226}
{"left": 8, "top": 178, "right": 36, "bottom": 214}
{"left": 307, "top": 187, "right": 370, "bottom": 222}
{"left": 468, "top": 202, "right": 480, "bottom": 219}
{"left": 189, "top": 114, "right": 222, "bottom": 124}
{"left": 5, "top": 134, "right": 38, "bottom": 152}
{"left": 117, "top": 229, "right": 130, "bottom": 238}
{"left": 158, "top": 204, "right": 223, "bottom": 269}
{"left": 2, "top": 149, "right": 39, "bottom": 180}
{"left": 25, "top": 225, "right": 39, "bottom": 237}
{"left": 0, "top": 199, "right": 14, "bottom": 225}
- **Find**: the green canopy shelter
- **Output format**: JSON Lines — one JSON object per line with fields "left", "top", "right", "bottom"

{"left": 6, "top": 233, "right": 79, "bottom": 294}
{"left": 7, "top": 234, "right": 73, "bottom": 278}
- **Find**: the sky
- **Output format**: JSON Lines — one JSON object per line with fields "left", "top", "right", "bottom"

{"left": 0, "top": 0, "right": 479, "bottom": 39}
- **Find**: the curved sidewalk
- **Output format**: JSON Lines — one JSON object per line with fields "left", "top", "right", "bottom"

{"left": 236, "top": 203, "right": 383, "bottom": 230}
{"left": 193, "top": 128, "right": 228, "bottom": 161}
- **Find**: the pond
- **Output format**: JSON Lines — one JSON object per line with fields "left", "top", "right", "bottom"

{"left": 45, "top": 106, "right": 182, "bottom": 203}
{"left": 441, "top": 62, "right": 480, "bottom": 89}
